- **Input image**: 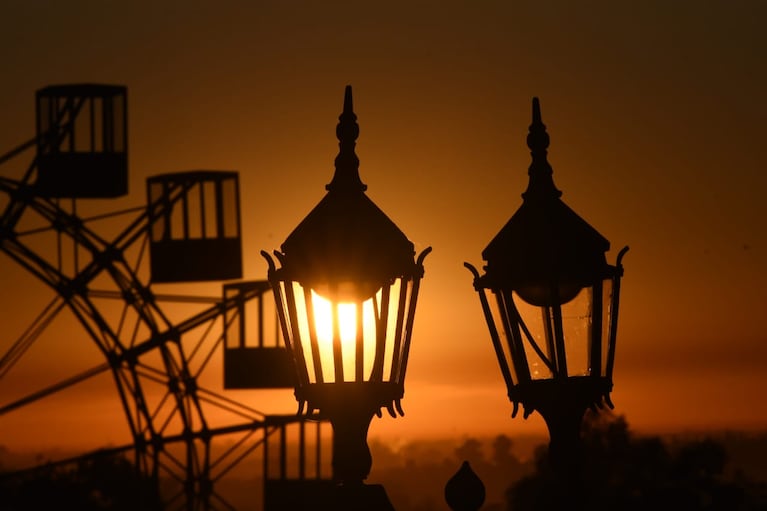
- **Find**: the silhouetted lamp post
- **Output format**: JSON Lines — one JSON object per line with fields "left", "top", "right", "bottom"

{"left": 465, "top": 98, "right": 628, "bottom": 487}
{"left": 263, "top": 86, "right": 430, "bottom": 510}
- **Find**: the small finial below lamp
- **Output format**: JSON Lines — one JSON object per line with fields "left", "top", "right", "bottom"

{"left": 445, "top": 461, "right": 486, "bottom": 511}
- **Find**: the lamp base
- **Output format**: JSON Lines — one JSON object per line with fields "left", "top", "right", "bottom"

{"left": 265, "top": 481, "right": 395, "bottom": 511}
{"left": 296, "top": 382, "right": 404, "bottom": 484}
{"left": 511, "top": 376, "right": 612, "bottom": 507}
{"left": 332, "top": 483, "right": 395, "bottom": 511}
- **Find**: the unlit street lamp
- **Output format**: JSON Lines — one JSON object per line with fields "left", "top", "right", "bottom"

{"left": 465, "top": 98, "right": 628, "bottom": 498}
{"left": 263, "top": 86, "right": 430, "bottom": 510}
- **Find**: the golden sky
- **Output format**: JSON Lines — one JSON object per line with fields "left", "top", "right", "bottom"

{"left": 1, "top": 0, "right": 766, "bottom": 451}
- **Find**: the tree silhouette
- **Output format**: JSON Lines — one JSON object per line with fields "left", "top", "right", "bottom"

{"left": 0, "top": 451, "right": 162, "bottom": 511}
{"left": 455, "top": 438, "right": 484, "bottom": 467}
{"left": 506, "top": 412, "right": 767, "bottom": 511}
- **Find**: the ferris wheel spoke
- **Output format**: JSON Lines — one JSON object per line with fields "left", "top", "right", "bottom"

{"left": 211, "top": 433, "right": 267, "bottom": 483}
{"left": 135, "top": 370, "right": 169, "bottom": 387}
{"left": 1, "top": 237, "right": 64, "bottom": 292}
{"left": 123, "top": 367, "right": 177, "bottom": 437}
{"left": 65, "top": 295, "right": 125, "bottom": 355}
{"left": 209, "top": 428, "right": 259, "bottom": 474}
{"left": 191, "top": 334, "right": 223, "bottom": 380}
{"left": 210, "top": 493, "right": 238, "bottom": 511}
{"left": 155, "top": 400, "right": 181, "bottom": 436}
{"left": 196, "top": 394, "right": 262, "bottom": 423}
{"left": 114, "top": 368, "right": 155, "bottom": 437}
{"left": 0, "top": 296, "right": 65, "bottom": 378}
{"left": 146, "top": 392, "right": 172, "bottom": 432}
{"left": 1, "top": 116, "right": 316, "bottom": 509}
{"left": 185, "top": 314, "right": 219, "bottom": 364}
{"left": 0, "top": 137, "right": 37, "bottom": 168}
{"left": 158, "top": 453, "right": 187, "bottom": 481}
{"left": 113, "top": 298, "right": 131, "bottom": 339}
{"left": 0, "top": 362, "right": 110, "bottom": 415}
{"left": 196, "top": 387, "right": 266, "bottom": 421}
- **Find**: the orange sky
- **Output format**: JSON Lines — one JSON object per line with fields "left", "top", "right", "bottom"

{"left": 1, "top": 0, "right": 766, "bottom": 453}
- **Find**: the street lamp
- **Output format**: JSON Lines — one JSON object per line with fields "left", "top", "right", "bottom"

{"left": 262, "top": 86, "right": 430, "bottom": 509}
{"left": 465, "top": 98, "right": 627, "bottom": 480}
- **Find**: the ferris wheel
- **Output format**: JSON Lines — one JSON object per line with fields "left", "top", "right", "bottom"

{"left": 0, "top": 84, "right": 330, "bottom": 510}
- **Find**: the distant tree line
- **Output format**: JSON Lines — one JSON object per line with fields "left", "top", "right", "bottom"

{"left": 370, "top": 433, "right": 534, "bottom": 511}
{"left": 0, "top": 451, "right": 162, "bottom": 511}
{"left": 371, "top": 412, "right": 767, "bottom": 511}
{"left": 2, "top": 416, "right": 766, "bottom": 511}
{"left": 507, "top": 412, "right": 767, "bottom": 511}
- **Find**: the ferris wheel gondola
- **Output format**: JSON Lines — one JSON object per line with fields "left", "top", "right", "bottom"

{"left": 0, "top": 83, "right": 332, "bottom": 510}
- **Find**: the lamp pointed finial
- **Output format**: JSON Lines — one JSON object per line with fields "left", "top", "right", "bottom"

{"left": 343, "top": 84, "right": 354, "bottom": 115}
{"left": 445, "top": 461, "right": 486, "bottom": 511}
{"left": 327, "top": 85, "right": 366, "bottom": 192}
{"left": 532, "top": 96, "right": 542, "bottom": 125}
{"left": 523, "top": 97, "right": 561, "bottom": 200}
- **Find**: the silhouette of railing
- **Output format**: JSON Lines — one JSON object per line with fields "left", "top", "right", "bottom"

{"left": 223, "top": 280, "right": 295, "bottom": 389}
{"left": 147, "top": 170, "right": 243, "bottom": 283}
{"left": 34, "top": 84, "right": 127, "bottom": 198}
{"left": 263, "top": 415, "right": 335, "bottom": 511}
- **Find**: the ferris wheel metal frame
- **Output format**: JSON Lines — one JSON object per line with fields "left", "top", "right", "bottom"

{"left": 0, "top": 84, "right": 329, "bottom": 511}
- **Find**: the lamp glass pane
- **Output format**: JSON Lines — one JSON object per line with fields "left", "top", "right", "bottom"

{"left": 512, "top": 293, "right": 555, "bottom": 380}
{"left": 389, "top": 277, "right": 414, "bottom": 384}
{"left": 559, "top": 287, "right": 593, "bottom": 376}
{"left": 488, "top": 290, "right": 520, "bottom": 385}
{"left": 289, "top": 284, "right": 316, "bottom": 382}
{"left": 382, "top": 278, "right": 403, "bottom": 382}
{"left": 288, "top": 281, "right": 409, "bottom": 384}
{"left": 600, "top": 278, "right": 615, "bottom": 378}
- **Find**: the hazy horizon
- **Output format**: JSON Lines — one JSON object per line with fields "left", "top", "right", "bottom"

{"left": 1, "top": 3, "right": 765, "bottom": 504}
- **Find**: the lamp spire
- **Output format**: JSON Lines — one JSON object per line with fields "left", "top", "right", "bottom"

{"left": 327, "top": 85, "right": 367, "bottom": 193}
{"left": 523, "top": 97, "right": 561, "bottom": 200}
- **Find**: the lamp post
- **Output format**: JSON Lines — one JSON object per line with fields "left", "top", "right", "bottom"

{"left": 262, "top": 86, "right": 430, "bottom": 510}
{"left": 465, "top": 98, "right": 627, "bottom": 499}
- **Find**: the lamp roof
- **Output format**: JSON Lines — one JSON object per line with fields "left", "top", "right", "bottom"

{"left": 280, "top": 86, "right": 416, "bottom": 289}
{"left": 481, "top": 98, "right": 610, "bottom": 288}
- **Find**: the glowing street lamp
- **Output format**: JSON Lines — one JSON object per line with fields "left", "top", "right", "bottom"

{"left": 262, "top": 86, "right": 430, "bottom": 506}
{"left": 465, "top": 98, "right": 627, "bottom": 477}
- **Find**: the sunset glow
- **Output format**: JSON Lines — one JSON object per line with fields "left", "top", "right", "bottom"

{"left": 308, "top": 290, "right": 367, "bottom": 382}
{"left": 0, "top": 0, "right": 765, "bottom": 466}
{"left": 292, "top": 285, "right": 404, "bottom": 383}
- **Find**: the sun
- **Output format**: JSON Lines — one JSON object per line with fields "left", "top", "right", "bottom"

{"left": 293, "top": 289, "right": 387, "bottom": 383}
